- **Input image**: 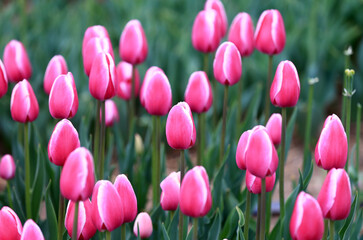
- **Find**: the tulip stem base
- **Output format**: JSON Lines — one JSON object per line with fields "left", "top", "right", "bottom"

{"left": 72, "top": 201, "right": 79, "bottom": 240}
{"left": 329, "top": 220, "right": 334, "bottom": 240}
{"left": 256, "top": 194, "right": 261, "bottom": 240}
{"left": 100, "top": 100, "right": 106, "bottom": 179}
{"left": 121, "top": 224, "right": 126, "bottom": 240}
{"left": 197, "top": 113, "right": 205, "bottom": 166}
{"left": 57, "top": 169, "right": 65, "bottom": 240}
{"left": 244, "top": 190, "right": 251, "bottom": 240}
{"left": 260, "top": 179, "right": 266, "bottom": 240}
{"left": 323, "top": 219, "right": 328, "bottom": 240}
{"left": 152, "top": 116, "right": 161, "bottom": 206}
{"left": 6, "top": 182, "right": 13, "bottom": 209}
{"left": 264, "top": 55, "right": 273, "bottom": 124}
{"left": 106, "top": 231, "right": 111, "bottom": 240}
{"left": 94, "top": 100, "right": 101, "bottom": 179}
{"left": 219, "top": 85, "right": 229, "bottom": 166}
{"left": 279, "top": 107, "right": 286, "bottom": 227}
{"left": 24, "top": 122, "right": 31, "bottom": 219}
{"left": 179, "top": 150, "right": 185, "bottom": 240}
{"left": 193, "top": 217, "right": 198, "bottom": 240}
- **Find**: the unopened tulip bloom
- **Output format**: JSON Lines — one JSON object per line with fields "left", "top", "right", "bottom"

{"left": 60, "top": 147, "right": 95, "bottom": 201}
{"left": 0, "top": 154, "right": 16, "bottom": 180}
{"left": 228, "top": 12, "right": 254, "bottom": 57}
{"left": 290, "top": 192, "right": 324, "bottom": 240}
{"left": 114, "top": 174, "right": 137, "bottom": 223}
{"left": 133, "top": 212, "right": 153, "bottom": 239}
{"left": 270, "top": 60, "right": 300, "bottom": 108}
{"left": 21, "top": 219, "right": 45, "bottom": 240}
{"left": 266, "top": 113, "right": 282, "bottom": 146}
{"left": 0, "top": 59, "right": 8, "bottom": 98}
{"left": 10, "top": 79, "right": 39, "bottom": 123}
{"left": 184, "top": 71, "right": 213, "bottom": 113}
{"left": 213, "top": 42, "right": 242, "bottom": 86}
{"left": 48, "top": 119, "right": 80, "bottom": 166}
{"left": 83, "top": 37, "right": 114, "bottom": 76}
{"left": 317, "top": 168, "right": 351, "bottom": 220}
{"left": 180, "top": 166, "right": 212, "bottom": 218}
{"left": 82, "top": 25, "right": 111, "bottom": 58}
{"left": 3, "top": 40, "right": 32, "bottom": 82}
{"left": 92, "top": 180, "right": 123, "bottom": 231}
{"left": 65, "top": 200, "right": 96, "bottom": 240}
{"left": 246, "top": 170, "right": 275, "bottom": 194}
{"left": 315, "top": 114, "right": 347, "bottom": 170}
{"left": 160, "top": 171, "right": 180, "bottom": 211}
{"left": 0, "top": 206, "right": 22, "bottom": 239}
{"left": 254, "top": 9, "right": 286, "bottom": 55}
{"left": 49, "top": 72, "right": 78, "bottom": 119}
{"left": 235, "top": 130, "right": 251, "bottom": 170}
{"left": 43, "top": 55, "right": 68, "bottom": 94}
{"left": 116, "top": 61, "right": 140, "bottom": 100}
{"left": 99, "top": 99, "right": 119, "bottom": 127}
{"left": 204, "top": 0, "right": 227, "bottom": 37}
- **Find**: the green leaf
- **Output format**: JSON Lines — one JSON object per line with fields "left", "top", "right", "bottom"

{"left": 220, "top": 205, "right": 239, "bottom": 239}
{"left": 45, "top": 181, "right": 58, "bottom": 240}
{"left": 161, "top": 223, "right": 171, "bottom": 240}
{"left": 167, "top": 209, "right": 179, "bottom": 240}
{"left": 236, "top": 206, "right": 245, "bottom": 227}
{"left": 31, "top": 145, "right": 45, "bottom": 221}
{"left": 185, "top": 225, "right": 193, "bottom": 240}
{"left": 207, "top": 209, "right": 222, "bottom": 240}
{"left": 339, "top": 192, "right": 358, "bottom": 239}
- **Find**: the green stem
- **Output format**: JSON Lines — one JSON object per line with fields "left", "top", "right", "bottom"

{"left": 264, "top": 55, "right": 273, "bottom": 124}
{"left": 57, "top": 167, "right": 65, "bottom": 240}
{"left": 356, "top": 103, "right": 361, "bottom": 189}
{"left": 152, "top": 116, "right": 161, "bottom": 206}
{"left": 106, "top": 231, "right": 111, "bottom": 240}
{"left": 323, "top": 219, "right": 328, "bottom": 240}
{"left": 219, "top": 85, "right": 229, "bottom": 166}
{"left": 200, "top": 114, "right": 205, "bottom": 166}
{"left": 235, "top": 64, "right": 243, "bottom": 141}
{"left": 72, "top": 201, "right": 79, "bottom": 240}
{"left": 341, "top": 75, "right": 347, "bottom": 127}
{"left": 121, "top": 224, "right": 126, "bottom": 240}
{"left": 179, "top": 150, "right": 185, "bottom": 240}
{"left": 329, "top": 220, "right": 334, "bottom": 240}
{"left": 260, "top": 179, "right": 266, "bottom": 240}
{"left": 99, "top": 100, "right": 106, "bottom": 179}
{"left": 24, "top": 122, "right": 31, "bottom": 219}
{"left": 193, "top": 217, "right": 198, "bottom": 240}
{"left": 265, "top": 192, "right": 272, "bottom": 235}
{"left": 170, "top": 211, "right": 175, "bottom": 221}
{"left": 6, "top": 182, "right": 13, "bottom": 209}
{"left": 279, "top": 108, "right": 286, "bottom": 225}
{"left": 197, "top": 114, "right": 202, "bottom": 166}
{"left": 129, "top": 65, "right": 136, "bottom": 140}
{"left": 94, "top": 101, "right": 101, "bottom": 179}
{"left": 244, "top": 190, "right": 251, "bottom": 240}
{"left": 303, "top": 82, "right": 314, "bottom": 170}
{"left": 345, "top": 95, "right": 351, "bottom": 171}
{"left": 256, "top": 194, "right": 261, "bottom": 240}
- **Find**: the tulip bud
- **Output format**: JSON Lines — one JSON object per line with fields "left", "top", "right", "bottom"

{"left": 139, "top": 66, "right": 172, "bottom": 116}
{"left": 160, "top": 171, "right": 180, "bottom": 211}
{"left": 133, "top": 212, "right": 153, "bottom": 239}
{"left": 213, "top": 42, "right": 242, "bottom": 86}
{"left": 21, "top": 219, "right": 45, "bottom": 240}
{"left": 43, "top": 55, "right": 68, "bottom": 95}
{"left": 290, "top": 192, "right": 324, "bottom": 240}
{"left": 180, "top": 166, "right": 212, "bottom": 218}
{"left": 0, "top": 59, "right": 8, "bottom": 98}
{"left": 266, "top": 113, "right": 282, "bottom": 146}
{"left": 317, "top": 168, "right": 351, "bottom": 220}
{"left": 65, "top": 199, "right": 96, "bottom": 240}
{"left": 0, "top": 154, "right": 16, "bottom": 180}
{"left": 315, "top": 114, "right": 348, "bottom": 170}
{"left": 60, "top": 147, "right": 95, "bottom": 201}
{"left": 228, "top": 12, "right": 254, "bottom": 57}
{"left": 3, "top": 40, "right": 32, "bottom": 82}
{"left": 49, "top": 72, "right": 78, "bottom": 119}
{"left": 204, "top": 0, "right": 227, "bottom": 37}
{"left": 116, "top": 61, "right": 140, "bottom": 100}
{"left": 82, "top": 25, "right": 111, "bottom": 58}
{"left": 119, "top": 20, "right": 148, "bottom": 65}
{"left": 89, "top": 52, "right": 116, "bottom": 100}
{"left": 254, "top": 9, "right": 286, "bottom": 55}
{"left": 184, "top": 71, "right": 213, "bottom": 113}
{"left": 192, "top": 9, "right": 221, "bottom": 53}
{"left": 270, "top": 60, "right": 300, "bottom": 108}
{"left": 83, "top": 37, "right": 114, "bottom": 76}
{"left": 10, "top": 79, "right": 39, "bottom": 123}
{"left": 48, "top": 119, "right": 80, "bottom": 166}
{"left": 92, "top": 180, "right": 123, "bottom": 231}
{"left": 166, "top": 102, "right": 196, "bottom": 150}
{"left": 0, "top": 206, "right": 22, "bottom": 239}
{"left": 100, "top": 99, "right": 119, "bottom": 127}
{"left": 246, "top": 170, "right": 275, "bottom": 194}
{"left": 114, "top": 174, "right": 137, "bottom": 223}
{"left": 235, "top": 130, "right": 251, "bottom": 170}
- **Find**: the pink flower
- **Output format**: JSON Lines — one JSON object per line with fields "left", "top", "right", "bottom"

{"left": 82, "top": 25, "right": 111, "bottom": 58}
{"left": 228, "top": 12, "right": 254, "bottom": 57}
{"left": 266, "top": 113, "right": 282, "bottom": 146}
{"left": 0, "top": 206, "right": 22, "bottom": 240}
{"left": 204, "top": 0, "right": 227, "bottom": 37}
{"left": 100, "top": 100, "right": 119, "bottom": 127}
{"left": 160, "top": 171, "right": 180, "bottom": 211}
{"left": 115, "top": 61, "right": 140, "bottom": 100}
{"left": 133, "top": 212, "right": 153, "bottom": 239}
{"left": 83, "top": 37, "right": 114, "bottom": 76}
{"left": 114, "top": 174, "right": 137, "bottom": 223}
{"left": 0, "top": 59, "right": 8, "bottom": 98}
{"left": 0, "top": 154, "right": 16, "bottom": 180}
{"left": 235, "top": 130, "right": 250, "bottom": 170}
{"left": 245, "top": 170, "right": 275, "bottom": 194}
{"left": 21, "top": 220, "right": 45, "bottom": 240}
{"left": 43, "top": 55, "right": 68, "bottom": 95}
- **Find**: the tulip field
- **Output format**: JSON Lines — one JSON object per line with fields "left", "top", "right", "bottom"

{"left": 0, "top": 0, "right": 362, "bottom": 239}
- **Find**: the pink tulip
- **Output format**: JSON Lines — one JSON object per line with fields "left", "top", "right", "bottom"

{"left": 166, "top": 102, "right": 196, "bottom": 150}
{"left": 235, "top": 130, "right": 251, "bottom": 170}
{"left": 139, "top": 66, "right": 172, "bottom": 116}
{"left": 290, "top": 192, "right": 324, "bottom": 240}
{"left": 119, "top": 20, "right": 148, "bottom": 65}
{"left": 100, "top": 99, "right": 119, "bottom": 127}
{"left": 246, "top": 170, "right": 275, "bottom": 194}
{"left": 317, "top": 168, "right": 351, "bottom": 220}
{"left": 65, "top": 199, "right": 96, "bottom": 240}
{"left": 82, "top": 25, "right": 111, "bottom": 58}
{"left": 60, "top": 147, "right": 95, "bottom": 201}
{"left": 192, "top": 9, "right": 221, "bottom": 53}
{"left": 270, "top": 60, "right": 300, "bottom": 108}
{"left": 213, "top": 41, "right": 242, "bottom": 86}
{"left": 160, "top": 171, "right": 180, "bottom": 211}
{"left": 43, "top": 55, "right": 68, "bottom": 95}
{"left": 180, "top": 166, "right": 212, "bottom": 218}
{"left": 133, "top": 212, "right": 153, "bottom": 239}
{"left": 92, "top": 180, "right": 123, "bottom": 231}
{"left": 0, "top": 154, "right": 16, "bottom": 180}
{"left": 116, "top": 61, "right": 140, "bottom": 100}
{"left": 49, "top": 72, "right": 78, "bottom": 119}
{"left": 266, "top": 113, "right": 282, "bottom": 146}
{"left": 315, "top": 114, "right": 348, "bottom": 170}
{"left": 255, "top": 9, "right": 285, "bottom": 55}
{"left": 3, "top": 40, "right": 32, "bottom": 82}
{"left": 204, "top": 0, "right": 227, "bottom": 37}
{"left": 48, "top": 119, "right": 80, "bottom": 166}
{"left": 114, "top": 174, "right": 137, "bottom": 223}
{"left": 89, "top": 52, "right": 116, "bottom": 100}
{"left": 0, "top": 59, "right": 8, "bottom": 98}
{"left": 21, "top": 220, "right": 45, "bottom": 240}
{"left": 184, "top": 71, "right": 213, "bottom": 113}
{"left": 83, "top": 37, "right": 114, "bottom": 76}
{"left": 0, "top": 206, "right": 22, "bottom": 240}
{"left": 10, "top": 79, "right": 39, "bottom": 123}
{"left": 228, "top": 12, "right": 254, "bottom": 57}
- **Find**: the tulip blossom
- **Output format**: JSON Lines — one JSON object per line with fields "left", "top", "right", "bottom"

{"left": 213, "top": 41, "right": 242, "bottom": 86}
{"left": 114, "top": 174, "right": 138, "bottom": 223}
{"left": 48, "top": 119, "right": 80, "bottom": 166}
{"left": 254, "top": 9, "right": 286, "bottom": 55}
{"left": 60, "top": 147, "right": 95, "bottom": 201}
{"left": 116, "top": 61, "right": 140, "bottom": 100}
{"left": 266, "top": 113, "right": 282, "bottom": 146}
{"left": 180, "top": 166, "right": 212, "bottom": 218}
{"left": 65, "top": 200, "right": 96, "bottom": 240}
{"left": 49, "top": 72, "right": 78, "bottom": 119}
{"left": 99, "top": 99, "right": 119, "bottom": 127}
{"left": 160, "top": 171, "right": 180, "bottom": 211}
{"left": 10, "top": 79, "right": 39, "bottom": 123}
{"left": 317, "top": 168, "right": 351, "bottom": 220}
{"left": 184, "top": 71, "right": 213, "bottom": 113}
{"left": 270, "top": 60, "right": 300, "bottom": 108}
{"left": 43, "top": 55, "right": 68, "bottom": 94}
{"left": 290, "top": 192, "right": 324, "bottom": 240}
{"left": 0, "top": 59, "right": 8, "bottom": 98}
{"left": 82, "top": 25, "right": 111, "bottom": 57}
{"left": 21, "top": 220, "right": 45, "bottom": 240}
{"left": 0, "top": 206, "right": 22, "bottom": 239}
{"left": 133, "top": 212, "right": 153, "bottom": 239}
{"left": 228, "top": 12, "right": 254, "bottom": 57}
{"left": 314, "top": 114, "right": 348, "bottom": 170}
{"left": 0, "top": 154, "right": 16, "bottom": 180}
{"left": 83, "top": 37, "right": 114, "bottom": 76}
{"left": 246, "top": 170, "right": 276, "bottom": 194}
{"left": 204, "top": 0, "right": 227, "bottom": 37}
{"left": 3, "top": 40, "right": 32, "bottom": 82}
{"left": 235, "top": 130, "right": 251, "bottom": 170}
